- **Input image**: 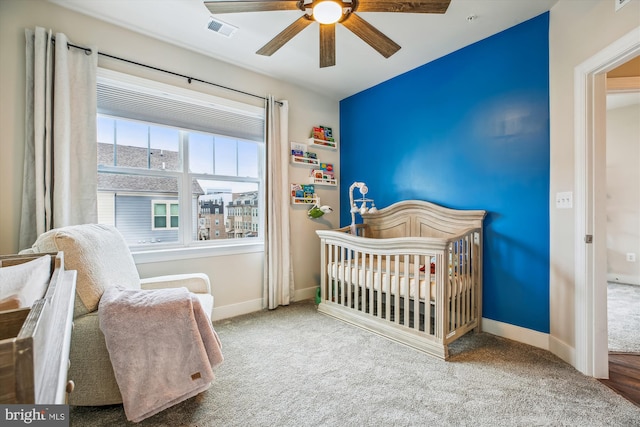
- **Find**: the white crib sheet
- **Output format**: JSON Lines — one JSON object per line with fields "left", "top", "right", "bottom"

{"left": 327, "top": 260, "right": 436, "bottom": 302}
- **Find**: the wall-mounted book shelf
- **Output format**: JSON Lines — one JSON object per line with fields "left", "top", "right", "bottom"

{"left": 308, "top": 137, "right": 337, "bottom": 150}
{"left": 291, "top": 155, "right": 320, "bottom": 167}
{"left": 309, "top": 177, "right": 337, "bottom": 186}
{"left": 291, "top": 196, "right": 318, "bottom": 205}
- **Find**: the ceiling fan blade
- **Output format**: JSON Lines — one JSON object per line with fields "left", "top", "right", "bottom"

{"left": 256, "top": 16, "right": 313, "bottom": 56}
{"left": 342, "top": 13, "right": 400, "bottom": 58}
{"left": 204, "top": 0, "right": 300, "bottom": 14}
{"left": 319, "top": 24, "right": 336, "bottom": 68}
{"left": 356, "top": 0, "right": 450, "bottom": 13}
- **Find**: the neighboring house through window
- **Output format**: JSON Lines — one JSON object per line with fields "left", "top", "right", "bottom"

{"left": 96, "top": 69, "right": 265, "bottom": 254}
{"left": 152, "top": 201, "right": 179, "bottom": 230}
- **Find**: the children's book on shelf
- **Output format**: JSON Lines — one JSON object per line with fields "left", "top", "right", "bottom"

{"left": 291, "top": 141, "right": 320, "bottom": 165}
{"left": 291, "top": 183, "right": 315, "bottom": 202}
{"left": 321, "top": 126, "right": 333, "bottom": 139}
{"left": 312, "top": 127, "right": 325, "bottom": 140}
{"left": 291, "top": 141, "right": 318, "bottom": 159}
{"left": 320, "top": 163, "right": 333, "bottom": 172}
{"left": 291, "top": 141, "right": 306, "bottom": 157}
{"left": 311, "top": 170, "right": 335, "bottom": 180}
{"left": 311, "top": 162, "right": 335, "bottom": 181}
{"left": 311, "top": 126, "right": 335, "bottom": 143}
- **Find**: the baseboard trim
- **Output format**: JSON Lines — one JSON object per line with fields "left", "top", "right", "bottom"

{"left": 212, "top": 298, "right": 263, "bottom": 321}
{"left": 549, "top": 335, "right": 576, "bottom": 366}
{"left": 606, "top": 273, "right": 640, "bottom": 286}
{"left": 294, "top": 286, "right": 318, "bottom": 302}
{"left": 212, "top": 287, "right": 318, "bottom": 321}
{"left": 482, "top": 317, "right": 549, "bottom": 350}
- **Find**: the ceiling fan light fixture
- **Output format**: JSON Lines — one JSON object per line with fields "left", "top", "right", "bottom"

{"left": 313, "top": 1, "right": 342, "bottom": 25}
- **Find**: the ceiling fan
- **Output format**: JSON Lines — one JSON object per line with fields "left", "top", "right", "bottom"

{"left": 204, "top": 0, "right": 451, "bottom": 68}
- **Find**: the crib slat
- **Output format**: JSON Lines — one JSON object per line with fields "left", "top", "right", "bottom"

{"left": 375, "top": 254, "right": 382, "bottom": 318}
{"left": 460, "top": 236, "right": 469, "bottom": 325}
{"left": 323, "top": 242, "right": 327, "bottom": 302}
{"left": 412, "top": 254, "right": 419, "bottom": 332}
{"left": 355, "top": 250, "right": 359, "bottom": 311}
{"left": 333, "top": 244, "right": 339, "bottom": 304}
{"left": 441, "top": 248, "right": 449, "bottom": 338}
{"left": 335, "top": 243, "right": 341, "bottom": 303}
{"left": 455, "top": 240, "right": 461, "bottom": 328}
{"left": 470, "top": 234, "right": 475, "bottom": 322}
{"left": 336, "top": 246, "right": 344, "bottom": 305}
{"left": 367, "top": 254, "right": 375, "bottom": 316}
{"left": 402, "top": 254, "right": 409, "bottom": 327}
{"left": 351, "top": 249, "right": 356, "bottom": 309}
{"left": 452, "top": 240, "right": 457, "bottom": 331}
{"left": 471, "top": 233, "right": 478, "bottom": 320}
{"left": 461, "top": 238, "right": 467, "bottom": 325}
{"left": 385, "top": 255, "right": 391, "bottom": 321}
{"left": 362, "top": 249, "right": 367, "bottom": 312}
{"left": 464, "top": 235, "right": 470, "bottom": 326}
{"left": 394, "top": 256, "right": 400, "bottom": 325}
{"left": 447, "top": 246, "right": 452, "bottom": 333}
{"left": 332, "top": 243, "right": 337, "bottom": 303}
{"left": 455, "top": 239, "right": 461, "bottom": 331}
{"left": 325, "top": 243, "right": 332, "bottom": 303}
{"left": 425, "top": 255, "right": 432, "bottom": 337}
{"left": 361, "top": 249, "right": 366, "bottom": 311}
{"left": 464, "top": 234, "right": 471, "bottom": 325}
{"left": 463, "top": 236, "right": 469, "bottom": 326}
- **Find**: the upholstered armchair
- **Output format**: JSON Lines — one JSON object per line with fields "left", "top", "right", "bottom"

{"left": 21, "top": 224, "right": 213, "bottom": 406}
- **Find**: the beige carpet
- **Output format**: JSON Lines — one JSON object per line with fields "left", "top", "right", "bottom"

{"left": 70, "top": 300, "right": 640, "bottom": 426}
{"left": 608, "top": 282, "right": 640, "bottom": 353}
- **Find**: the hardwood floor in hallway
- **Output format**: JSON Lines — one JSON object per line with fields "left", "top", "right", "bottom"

{"left": 598, "top": 352, "right": 640, "bottom": 407}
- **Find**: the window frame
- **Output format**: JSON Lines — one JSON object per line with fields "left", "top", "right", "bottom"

{"left": 96, "top": 69, "right": 266, "bottom": 262}
{"left": 151, "top": 200, "right": 179, "bottom": 230}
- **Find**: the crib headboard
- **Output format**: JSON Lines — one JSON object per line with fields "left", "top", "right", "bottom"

{"left": 360, "top": 200, "right": 486, "bottom": 239}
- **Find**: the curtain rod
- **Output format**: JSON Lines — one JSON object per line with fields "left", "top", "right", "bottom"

{"left": 57, "top": 39, "right": 282, "bottom": 106}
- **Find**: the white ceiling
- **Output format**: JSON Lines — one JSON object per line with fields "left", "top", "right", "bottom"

{"left": 49, "top": 0, "right": 559, "bottom": 100}
{"left": 608, "top": 92, "right": 640, "bottom": 110}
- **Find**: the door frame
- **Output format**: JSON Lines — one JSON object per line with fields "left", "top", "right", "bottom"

{"left": 574, "top": 26, "right": 640, "bottom": 378}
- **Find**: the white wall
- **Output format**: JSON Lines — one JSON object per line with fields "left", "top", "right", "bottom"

{"left": 0, "top": 0, "right": 340, "bottom": 318}
{"left": 548, "top": 0, "right": 640, "bottom": 363}
{"left": 606, "top": 102, "right": 640, "bottom": 285}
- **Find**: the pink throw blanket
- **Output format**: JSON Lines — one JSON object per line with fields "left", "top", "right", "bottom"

{"left": 99, "top": 286, "right": 223, "bottom": 423}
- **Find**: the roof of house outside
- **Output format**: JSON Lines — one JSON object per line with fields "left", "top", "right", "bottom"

{"left": 98, "top": 142, "right": 204, "bottom": 195}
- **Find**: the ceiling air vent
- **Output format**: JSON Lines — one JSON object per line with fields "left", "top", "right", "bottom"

{"left": 207, "top": 17, "right": 238, "bottom": 38}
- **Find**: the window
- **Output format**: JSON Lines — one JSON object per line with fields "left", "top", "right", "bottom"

{"left": 152, "top": 201, "right": 179, "bottom": 230}
{"left": 96, "top": 69, "right": 265, "bottom": 253}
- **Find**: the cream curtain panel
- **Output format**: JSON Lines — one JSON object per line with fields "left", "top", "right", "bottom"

{"left": 19, "top": 28, "right": 98, "bottom": 250}
{"left": 264, "top": 96, "right": 294, "bottom": 309}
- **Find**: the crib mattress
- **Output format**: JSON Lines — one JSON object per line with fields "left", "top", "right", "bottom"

{"left": 327, "top": 260, "right": 436, "bottom": 302}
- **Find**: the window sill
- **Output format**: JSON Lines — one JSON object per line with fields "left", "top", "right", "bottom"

{"left": 131, "top": 241, "right": 264, "bottom": 264}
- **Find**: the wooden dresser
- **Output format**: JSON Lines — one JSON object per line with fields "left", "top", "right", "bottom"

{"left": 0, "top": 252, "right": 76, "bottom": 404}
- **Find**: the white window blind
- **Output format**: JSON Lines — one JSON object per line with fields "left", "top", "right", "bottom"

{"left": 96, "top": 69, "right": 265, "bottom": 142}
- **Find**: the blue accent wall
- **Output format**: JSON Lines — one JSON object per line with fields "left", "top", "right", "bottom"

{"left": 339, "top": 13, "right": 550, "bottom": 333}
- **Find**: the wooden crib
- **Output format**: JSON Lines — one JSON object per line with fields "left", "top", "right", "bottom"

{"left": 316, "top": 200, "right": 486, "bottom": 360}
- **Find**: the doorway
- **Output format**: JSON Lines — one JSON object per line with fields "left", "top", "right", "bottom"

{"left": 599, "top": 57, "right": 640, "bottom": 405}
{"left": 605, "top": 57, "right": 640, "bottom": 356}
{"left": 574, "top": 27, "right": 640, "bottom": 379}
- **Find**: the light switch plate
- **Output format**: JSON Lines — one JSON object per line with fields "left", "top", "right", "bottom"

{"left": 615, "top": 0, "right": 632, "bottom": 12}
{"left": 556, "top": 191, "right": 573, "bottom": 209}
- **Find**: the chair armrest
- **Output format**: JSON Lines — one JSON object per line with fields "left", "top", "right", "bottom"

{"left": 140, "top": 273, "right": 211, "bottom": 294}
